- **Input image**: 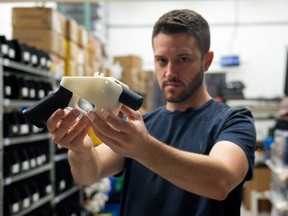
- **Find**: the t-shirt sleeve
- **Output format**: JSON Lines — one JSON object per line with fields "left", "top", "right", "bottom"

{"left": 216, "top": 108, "right": 256, "bottom": 181}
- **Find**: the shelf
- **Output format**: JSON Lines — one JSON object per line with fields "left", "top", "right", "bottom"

{"left": 11, "top": 194, "right": 54, "bottom": 216}
{"left": 4, "top": 163, "right": 53, "bottom": 186}
{"left": 0, "top": 55, "right": 82, "bottom": 214}
{"left": 2, "top": 58, "right": 51, "bottom": 78}
{"left": 54, "top": 153, "right": 68, "bottom": 162}
{"left": 3, "top": 133, "right": 51, "bottom": 146}
{"left": 3, "top": 98, "right": 41, "bottom": 108}
{"left": 266, "top": 160, "right": 288, "bottom": 182}
{"left": 54, "top": 185, "right": 81, "bottom": 204}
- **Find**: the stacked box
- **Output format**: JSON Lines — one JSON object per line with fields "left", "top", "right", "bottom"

{"left": 78, "top": 26, "right": 88, "bottom": 48}
{"left": 65, "top": 19, "right": 78, "bottom": 44}
{"left": 243, "top": 166, "right": 272, "bottom": 211}
{"left": 137, "top": 71, "right": 155, "bottom": 113}
{"left": 84, "top": 37, "right": 104, "bottom": 76}
{"left": 12, "top": 7, "right": 66, "bottom": 59}
{"left": 113, "top": 55, "right": 142, "bottom": 90}
{"left": 64, "top": 19, "right": 80, "bottom": 76}
{"left": 13, "top": 29, "right": 66, "bottom": 59}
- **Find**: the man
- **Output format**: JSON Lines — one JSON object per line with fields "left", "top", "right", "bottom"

{"left": 47, "top": 9, "right": 256, "bottom": 216}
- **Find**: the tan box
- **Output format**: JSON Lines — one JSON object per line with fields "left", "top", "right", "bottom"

{"left": 65, "top": 18, "right": 79, "bottom": 43}
{"left": 136, "top": 71, "right": 155, "bottom": 113}
{"left": 12, "top": 7, "right": 65, "bottom": 34}
{"left": 243, "top": 166, "right": 271, "bottom": 211}
{"left": 66, "top": 40, "right": 80, "bottom": 62}
{"left": 113, "top": 55, "right": 143, "bottom": 89}
{"left": 78, "top": 25, "right": 88, "bottom": 48}
{"left": 86, "top": 38, "right": 103, "bottom": 62}
{"left": 84, "top": 65, "right": 94, "bottom": 76}
{"left": 49, "top": 53, "right": 65, "bottom": 78}
{"left": 13, "top": 28, "right": 66, "bottom": 58}
{"left": 114, "top": 55, "right": 142, "bottom": 71}
{"left": 65, "top": 58, "right": 78, "bottom": 76}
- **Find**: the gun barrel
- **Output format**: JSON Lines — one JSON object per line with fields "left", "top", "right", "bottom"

{"left": 119, "top": 87, "right": 143, "bottom": 111}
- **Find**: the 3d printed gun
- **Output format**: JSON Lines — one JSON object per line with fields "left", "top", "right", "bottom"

{"left": 23, "top": 73, "right": 144, "bottom": 144}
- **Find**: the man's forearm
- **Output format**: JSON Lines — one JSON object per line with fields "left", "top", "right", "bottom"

{"left": 135, "top": 136, "right": 248, "bottom": 200}
{"left": 68, "top": 147, "right": 101, "bottom": 185}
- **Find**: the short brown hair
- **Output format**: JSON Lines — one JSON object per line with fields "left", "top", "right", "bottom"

{"left": 152, "top": 9, "right": 211, "bottom": 57}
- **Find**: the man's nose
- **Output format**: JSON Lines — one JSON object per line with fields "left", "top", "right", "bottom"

{"left": 165, "top": 62, "right": 178, "bottom": 78}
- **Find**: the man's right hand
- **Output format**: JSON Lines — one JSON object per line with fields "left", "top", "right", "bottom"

{"left": 46, "top": 108, "right": 93, "bottom": 154}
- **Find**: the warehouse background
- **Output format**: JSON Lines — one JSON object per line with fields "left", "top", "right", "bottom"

{"left": 1, "top": 0, "right": 288, "bottom": 99}
{"left": 1, "top": 1, "right": 288, "bottom": 216}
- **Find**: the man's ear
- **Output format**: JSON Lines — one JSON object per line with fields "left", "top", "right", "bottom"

{"left": 203, "top": 51, "right": 214, "bottom": 71}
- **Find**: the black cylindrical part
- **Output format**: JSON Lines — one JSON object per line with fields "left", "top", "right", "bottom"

{"left": 119, "top": 87, "right": 143, "bottom": 111}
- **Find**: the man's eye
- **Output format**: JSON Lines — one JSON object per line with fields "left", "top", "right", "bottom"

{"left": 157, "top": 58, "right": 167, "bottom": 65}
{"left": 179, "top": 57, "right": 187, "bottom": 63}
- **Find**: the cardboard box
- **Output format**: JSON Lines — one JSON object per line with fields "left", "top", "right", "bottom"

{"left": 78, "top": 25, "right": 88, "bottom": 48}
{"left": 12, "top": 7, "right": 65, "bottom": 34}
{"left": 114, "top": 55, "right": 142, "bottom": 71}
{"left": 49, "top": 53, "right": 64, "bottom": 78}
{"left": 113, "top": 55, "right": 143, "bottom": 89}
{"left": 65, "top": 18, "right": 79, "bottom": 43}
{"left": 13, "top": 28, "right": 66, "bottom": 58}
{"left": 65, "top": 58, "right": 78, "bottom": 76}
{"left": 243, "top": 166, "right": 271, "bottom": 211}
{"left": 66, "top": 40, "right": 80, "bottom": 62}
{"left": 136, "top": 71, "right": 155, "bottom": 113}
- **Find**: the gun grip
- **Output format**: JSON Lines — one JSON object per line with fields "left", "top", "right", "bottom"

{"left": 23, "top": 86, "right": 73, "bottom": 128}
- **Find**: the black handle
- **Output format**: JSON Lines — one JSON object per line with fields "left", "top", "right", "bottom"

{"left": 22, "top": 86, "right": 73, "bottom": 128}
{"left": 119, "top": 87, "right": 144, "bottom": 111}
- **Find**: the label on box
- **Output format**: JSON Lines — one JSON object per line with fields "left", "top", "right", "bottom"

{"left": 22, "top": 160, "right": 30, "bottom": 171}
{"left": 31, "top": 55, "right": 37, "bottom": 65}
{"left": 5, "top": 86, "right": 11, "bottom": 96}
{"left": 11, "top": 163, "right": 20, "bottom": 174}
{"left": 30, "top": 89, "right": 36, "bottom": 99}
{"left": 38, "top": 89, "right": 45, "bottom": 98}
{"left": 11, "top": 202, "right": 20, "bottom": 213}
{"left": 23, "top": 197, "right": 30, "bottom": 208}
{"left": 32, "top": 193, "right": 40, "bottom": 203}
{"left": 12, "top": 125, "right": 18, "bottom": 134}
{"left": 21, "top": 87, "right": 29, "bottom": 97}
{"left": 1, "top": 44, "right": 8, "bottom": 55}
{"left": 46, "top": 184, "right": 52, "bottom": 194}
{"left": 30, "top": 158, "right": 36, "bottom": 168}
{"left": 23, "top": 51, "right": 30, "bottom": 62}
{"left": 9, "top": 49, "right": 15, "bottom": 59}
{"left": 20, "top": 124, "right": 29, "bottom": 135}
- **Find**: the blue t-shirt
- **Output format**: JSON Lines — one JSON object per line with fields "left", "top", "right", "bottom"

{"left": 120, "top": 99, "right": 256, "bottom": 216}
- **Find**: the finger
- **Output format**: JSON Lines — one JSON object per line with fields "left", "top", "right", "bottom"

{"left": 98, "top": 109, "right": 131, "bottom": 133}
{"left": 65, "top": 115, "right": 91, "bottom": 144}
{"left": 120, "top": 105, "right": 142, "bottom": 120}
{"left": 46, "top": 109, "right": 66, "bottom": 133}
{"left": 54, "top": 109, "right": 81, "bottom": 138}
{"left": 87, "top": 110, "right": 124, "bottom": 141}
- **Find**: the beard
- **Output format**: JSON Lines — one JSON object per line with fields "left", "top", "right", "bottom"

{"left": 161, "top": 67, "right": 204, "bottom": 103}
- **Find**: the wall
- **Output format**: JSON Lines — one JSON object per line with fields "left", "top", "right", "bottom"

{"left": 106, "top": 0, "right": 288, "bottom": 98}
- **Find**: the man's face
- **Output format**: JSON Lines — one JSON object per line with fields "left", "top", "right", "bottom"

{"left": 153, "top": 33, "right": 205, "bottom": 103}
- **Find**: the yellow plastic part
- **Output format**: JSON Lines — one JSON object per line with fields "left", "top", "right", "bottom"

{"left": 88, "top": 127, "right": 102, "bottom": 146}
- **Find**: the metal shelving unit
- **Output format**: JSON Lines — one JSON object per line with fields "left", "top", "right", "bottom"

{"left": 0, "top": 57, "right": 55, "bottom": 216}
{"left": 0, "top": 57, "right": 83, "bottom": 216}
